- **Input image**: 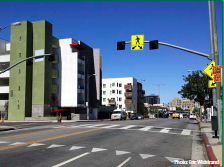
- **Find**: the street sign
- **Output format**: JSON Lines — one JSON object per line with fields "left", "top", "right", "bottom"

{"left": 203, "top": 60, "right": 215, "bottom": 79}
{"left": 208, "top": 80, "right": 216, "bottom": 88}
{"left": 212, "top": 65, "right": 222, "bottom": 82}
{"left": 35, "top": 49, "right": 44, "bottom": 62}
{"left": 131, "top": 35, "right": 144, "bottom": 50}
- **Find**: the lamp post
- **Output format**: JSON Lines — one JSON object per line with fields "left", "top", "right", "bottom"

{"left": 87, "top": 74, "right": 96, "bottom": 120}
{"left": 0, "top": 22, "right": 21, "bottom": 32}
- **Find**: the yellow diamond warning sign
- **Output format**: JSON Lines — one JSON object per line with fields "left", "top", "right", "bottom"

{"left": 131, "top": 35, "right": 144, "bottom": 50}
{"left": 208, "top": 80, "right": 216, "bottom": 88}
{"left": 203, "top": 60, "right": 215, "bottom": 79}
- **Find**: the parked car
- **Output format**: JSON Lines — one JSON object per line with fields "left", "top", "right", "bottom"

{"left": 189, "top": 113, "right": 196, "bottom": 120}
{"left": 131, "top": 115, "right": 138, "bottom": 120}
{"left": 111, "top": 109, "right": 127, "bottom": 120}
{"left": 137, "top": 115, "right": 144, "bottom": 120}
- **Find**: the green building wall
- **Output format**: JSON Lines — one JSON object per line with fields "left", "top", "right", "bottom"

{"left": 8, "top": 21, "right": 33, "bottom": 121}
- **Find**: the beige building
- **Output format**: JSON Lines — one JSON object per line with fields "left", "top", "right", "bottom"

{"left": 169, "top": 97, "right": 200, "bottom": 110}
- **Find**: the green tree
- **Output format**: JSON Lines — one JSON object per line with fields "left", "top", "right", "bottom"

{"left": 178, "top": 70, "right": 212, "bottom": 107}
{"left": 176, "top": 107, "right": 183, "bottom": 111}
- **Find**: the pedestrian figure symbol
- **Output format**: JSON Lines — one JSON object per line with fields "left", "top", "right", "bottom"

{"left": 131, "top": 35, "right": 144, "bottom": 50}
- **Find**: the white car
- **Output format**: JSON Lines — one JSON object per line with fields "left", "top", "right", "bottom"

{"left": 111, "top": 110, "right": 127, "bottom": 120}
{"left": 189, "top": 114, "right": 196, "bottom": 120}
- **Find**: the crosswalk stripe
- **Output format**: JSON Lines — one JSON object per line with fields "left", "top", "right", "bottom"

{"left": 77, "top": 124, "right": 93, "bottom": 127}
{"left": 10, "top": 142, "right": 25, "bottom": 145}
{"left": 28, "top": 143, "right": 46, "bottom": 147}
{"left": 139, "top": 126, "right": 153, "bottom": 131}
{"left": 119, "top": 125, "right": 136, "bottom": 129}
{"left": 181, "top": 129, "right": 191, "bottom": 135}
{"left": 86, "top": 124, "right": 106, "bottom": 128}
{"left": 101, "top": 125, "right": 120, "bottom": 129}
{"left": 160, "top": 128, "right": 171, "bottom": 133}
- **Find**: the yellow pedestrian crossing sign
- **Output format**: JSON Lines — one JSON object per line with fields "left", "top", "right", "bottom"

{"left": 203, "top": 60, "right": 215, "bottom": 79}
{"left": 208, "top": 80, "right": 216, "bottom": 88}
{"left": 131, "top": 35, "right": 144, "bottom": 50}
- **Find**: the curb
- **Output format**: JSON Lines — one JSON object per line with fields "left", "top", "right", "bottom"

{"left": 198, "top": 121, "right": 220, "bottom": 167}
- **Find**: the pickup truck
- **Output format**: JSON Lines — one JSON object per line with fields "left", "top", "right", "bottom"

{"left": 172, "top": 113, "right": 180, "bottom": 119}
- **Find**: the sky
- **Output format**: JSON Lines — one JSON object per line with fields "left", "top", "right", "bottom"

{"left": 0, "top": 1, "right": 222, "bottom": 104}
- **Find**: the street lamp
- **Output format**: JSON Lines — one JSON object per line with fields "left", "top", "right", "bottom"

{"left": 87, "top": 74, "right": 96, "bottom": 120}
{"left": 0, "top": 22, "right": 21, "bottom": 31}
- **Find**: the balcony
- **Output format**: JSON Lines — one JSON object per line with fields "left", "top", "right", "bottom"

{"left": 0, "top": 86, "right": 9, "bottom": 94}
{"left": 125, "top": 99, "right": 133, "bottom": 104}
{"left": 108, "top": 99, "right": 116, "bottom": 106}
{"left": 125, "top": 92, "right": 132, "bottom": 97}
{"left": 0, "top": 54, "right": 10, "bottom": 63}
{"left": 124, "top": 84, "right": 132, "bottom": 90}
{"left": 0, "top": 71, "right": 9, "bottom": 78}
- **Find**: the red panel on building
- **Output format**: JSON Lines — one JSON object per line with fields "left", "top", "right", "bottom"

{"left": 53, "top": 109, "right": 70, "bottom": 112}
{"left": 70, "top": 43, "right": 86, "bottom": 50}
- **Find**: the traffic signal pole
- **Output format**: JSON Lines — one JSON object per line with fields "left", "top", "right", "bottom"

{"left": 208, "top": 1, "right": 222, "bottom": 143}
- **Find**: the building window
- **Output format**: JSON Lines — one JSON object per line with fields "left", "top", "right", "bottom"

{"left": 18, "top": 86, "right": 20, "bottom": 91}
{"left": 103, "top": 84, "right": 106, "bottom": 88}
{"left": 112, "top": 90, "right": 115, "bottom": 94}
{"left": 19, "top": 69, "right": 21, "bottom": 74}
{"left": 119, "top": 83, "right": 122, "bottom": 87}
{"left": 119, "top": 90, "right": 122, "bottom": 94}
{"left": 10, "top": 90, "right": 13, "bottom": 97}
{"left": 119, "top": 97, "right": 122, "bottom": 101}
{"left": 19, "top": 36, "right": 22, "bottom": 41}
{"left": 19, "top": 53, "right": 21, "bottom": 58}
{"left": 18, "top": 105, "right": 20, "bottom": 110}
{"left": 112, "top": 83, "right": 115, "bottom": 87}
{"left": 119, "top": 105, "right": 122, "bottom": 109}
{"left": 103, "top": 91, "right": 106, "bottom": 95}
{"left": 103, "top": 98, "right": 106, "bottom": 102}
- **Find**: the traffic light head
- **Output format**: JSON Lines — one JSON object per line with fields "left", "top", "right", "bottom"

{"left": 117, "top": 41, "right": 125, "bottom": 50}
{"left": 48, "top": 54, "right": 55, "bottom": 62}
{"left": 150, "top": 40, "right": 159, "bottom": 50}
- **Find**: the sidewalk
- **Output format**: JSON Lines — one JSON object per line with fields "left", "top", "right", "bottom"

{"left": 198, "top": 120, "right": 222, "bottom": 166}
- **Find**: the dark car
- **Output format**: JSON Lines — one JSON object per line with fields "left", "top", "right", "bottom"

{"left": 131, "top": 115, "right": 138, "bottom": 120}
{"left": 137, "top": 115, "right": 144, "bottom": 120}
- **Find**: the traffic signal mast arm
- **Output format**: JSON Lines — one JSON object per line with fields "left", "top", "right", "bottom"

{"left": 123, "top": 41, "right": 211, "bottom": 59}
{"left": 0, "top": 54, "right": 54, "bottom": 74}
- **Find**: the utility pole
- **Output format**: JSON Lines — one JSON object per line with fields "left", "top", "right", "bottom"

{"left": 208, "top": 1, "right": 222, "bottom": 143}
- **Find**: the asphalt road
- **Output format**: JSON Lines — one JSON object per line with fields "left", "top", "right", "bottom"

{"left": 0, "top": 119, "right": 209, "bottom": 167}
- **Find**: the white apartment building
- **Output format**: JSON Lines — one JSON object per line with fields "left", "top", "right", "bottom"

{"left": 102, "top": 77, "right": 137, "bottom": 117}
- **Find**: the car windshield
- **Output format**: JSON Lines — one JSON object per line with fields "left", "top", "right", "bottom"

{"left": 113, "top": 111, "right": 121, "bottom": 114}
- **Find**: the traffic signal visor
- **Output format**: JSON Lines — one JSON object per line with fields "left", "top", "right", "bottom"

{"left": 117, "top": 41, "right": 125, "bottom": 50}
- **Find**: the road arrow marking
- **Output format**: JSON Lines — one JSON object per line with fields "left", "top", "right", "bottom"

{"left": 10, "top": 142, "right": 25, "bottom": 145}
{"left": 91, "top": 148, "right": 107, "bottom": 152}
{"left": 69, "top": 146, "right": 85, "bottom": 151}
{"left": 28, "top": 143, "right": 46, "bottom": 147}
{"left": 47, "top": 144, "right": 65, "bottom": 149}
{"left": 139, "top": 154, "right": 155, "bottom": 159}
{"left": 166, "top": 157, "right": 184, "bottom": 163}
{"left": 116, "top": 150, "right": 130, "bottom": 155}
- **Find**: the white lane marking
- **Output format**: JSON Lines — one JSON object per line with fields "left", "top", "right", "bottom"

{"left": 160, "top": 128, "right": 172, "bottom": 133}
{"left": 10, "top": 142, "right": 25, "bottom": 145}
{"left": 101, "top": 125, "right": 120, "bottom": 129}
{"left": 47, "top": 144, "right": 65, "bottom": 149}
{"left": 116, "top": 150, "right": 130, "bottom": 155}
{"left": 117, "top": 157, "right": 131, "bottom": 167}
{"left": 139, "top": 126, "right": 153, "bottom": 131}
{"left": 166, "top": 156, "right": 184, "bottom": 163}
{"left": 69, "top": 146, "right": 85, "bottom": 151}
{"left": 181, "top": 129, "right": 191, "bottom": 135}
{"left": 91, "top": 148, "right": 107, "bottom": 152}
{"left": 52, "top": 152, "right": 90, "bottom": 167}
{"left": 28, "top": 143, "right": 46, "bottom": 147}
{"left": 0, "top": 141, "right": 10, "bottom": 144}
{"left": 89, "top": 124, "right": 106, "bottom": 127}
{"left": 52, "top": 126, "right": 66, "bottom": 129}
{"left": 119, "top": 125, "right": 137, "bottom": 129}
{"left": 14, "top": 123, "right": 37, "bottom": 127}
{"left": 77, "top": 124, "right": 93, "bottom": 127}
{"left": 139, "top": 154, "right": 155, "bottom": 159}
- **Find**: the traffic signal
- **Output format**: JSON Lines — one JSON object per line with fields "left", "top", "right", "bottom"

{"left": 48, "top": 54, "right": 55, "bottom": 62}
{"left": 117, "top": 41, "right": 125, "bottom": 50}
{"left": 150, "top": 40, "right": 159, "bottom": 50}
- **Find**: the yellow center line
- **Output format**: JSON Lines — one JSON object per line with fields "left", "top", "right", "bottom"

{"left": 0, "top": 128, "right": 69, "bottom": 139}
{"left": 0, "top": 128, "right": 101, "bottom": 151}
